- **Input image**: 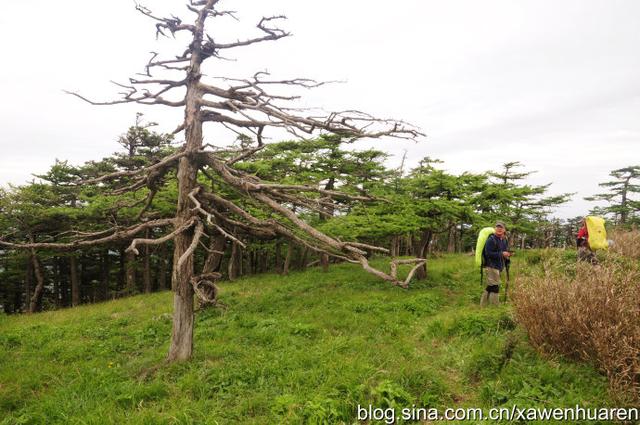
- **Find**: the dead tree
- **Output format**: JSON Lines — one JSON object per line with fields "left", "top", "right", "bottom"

{"left": 0, "top": 0, "right": 425, "bottom": 362}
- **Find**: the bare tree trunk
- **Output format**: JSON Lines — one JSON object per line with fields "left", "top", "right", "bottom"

{"left": 447, "top": 225, "right": 456, "bottom": 253}
{"left": 5, "top": 277, "right": 18, "bottom": 314}
{"left": 24, "top": 254, "right": 33, "bottom": 311}
{"left": 80, "top": 255, "right": 89, "bottom": 301}
{"left": 101, "top": 249, "right": 110, "bottom": 300}
{"left": 54, "top": 257, "right": 62, "bottom": 308}
{"left": 168, "top": 133, "right": 200, "bottom": 361}
{"left": 157, "top": 254, "right": 167, "bottom": 290}
{"left": 89, "top": 255, "right": 98, "bottom": 302}
{"left": 259, "top": 249, "right": 266, "bottom": 273}
{"left": 390, "top": 235, "right": 400, "bottom": 257}
{"left": 247, "top": 248, "right": 255, "bottom": 275}
{"left": 156, "top": 243, "right": 168, "bottom": 290}
{"left": 413, "top": 230, "right": 432, "bottom": 280}
{"left": 228, "top": 241, "right": 239, "bottom": 281}
{"left": 320, "top": 253, "right": 329, "bottom": 272}
{"left": 164, "top": 33, "right": 208, "bottom": 358}
{"left": 28, "top": 250, "right": 45, "bottom": 313}
{"left": 274, "top": 241, "right": 283, "bottom": 273}
{"left": 318, "top": 177, "right": 334, "bottom": 273}
{"left": 118, "top": 247, "right": 126, "bottom": 294}
{"left": 1, "top": 256, "right": 15, "bottom": 312}
{"left": 70, "top": 254, "right": 80, "bottom": 307}
{"left": 299, "top": 247, "right": 309, "bottom": 270}
{"left": 168, "top": 166, "right": 198, "bottom": 360}
{"left": 253, "top": 248, "right": 262, "bottom": 274}
{"left": 406, "top": 234, "right": 413, "bottom": 256}
{"left": 13, "top": 278, "right": 21, "bottom": 313}
{"left": 143, "top": 229, "right": 152, "bottom": 293}
{"left": 264, "top": 249, "right": 269, "bottom": 272}
{"left": 253, "top": 249, "right": 259, "bottom": 274}
{"left": 59, "top": 258, "right": 69, "bottom": 307}
{"left": 283, "top": 242, "right": 293, "bottom": 275}
{"left": 251, "top": 249, "right": 257, "bottom": 273}
{"left": 125, "top": 250, "right": 136, "bottom": 294}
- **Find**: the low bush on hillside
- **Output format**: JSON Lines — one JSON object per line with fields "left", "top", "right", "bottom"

{"left": 610, "top": 228, "right": 640, "bottom": 259}
{"left": 514, "top": 238, "right": 640, "bottom": 402}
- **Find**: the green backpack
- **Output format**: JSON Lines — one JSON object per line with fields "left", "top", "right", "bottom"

{"left": 474, "top": 227, "right": 495, "bottom": 268}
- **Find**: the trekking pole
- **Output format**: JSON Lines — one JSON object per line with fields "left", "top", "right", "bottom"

{"left": 504, "top": 261, "right": 510, "bottom": 303}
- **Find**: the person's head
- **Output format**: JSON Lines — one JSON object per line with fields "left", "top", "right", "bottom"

{"left": 495, "top": 221, "right": 506, "bottom": 238}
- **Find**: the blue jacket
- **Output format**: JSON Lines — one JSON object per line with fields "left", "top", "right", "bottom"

{"left": 483, "top": 234, "right": 510, "bottom": 271}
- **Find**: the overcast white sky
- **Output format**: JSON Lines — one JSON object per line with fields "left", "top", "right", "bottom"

{"left": 1, "top": 0, "right": 638, "bottom": 218}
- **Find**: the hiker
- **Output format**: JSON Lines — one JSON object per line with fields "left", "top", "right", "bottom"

{"left": 576, "top": 218, "right": 597, "bottom": 264}
{"left": 480, "top": 221, "right": 511, "bottom": 306}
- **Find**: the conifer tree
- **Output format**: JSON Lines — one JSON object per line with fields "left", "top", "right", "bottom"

{"left": 585, "top": 165, "right": 640, "bottom": 225}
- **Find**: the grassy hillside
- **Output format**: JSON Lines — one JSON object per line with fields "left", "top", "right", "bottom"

{"left": 0, "top": 254, "right": 612, "bottom": 424}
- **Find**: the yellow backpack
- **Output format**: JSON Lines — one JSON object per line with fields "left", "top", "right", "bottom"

{"left": 585, "top": 216, "right": 608, "bottom": 250}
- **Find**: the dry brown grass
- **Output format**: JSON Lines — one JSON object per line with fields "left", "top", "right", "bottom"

{"left": 610, "top": 228, "right": 640, "bottom": 259}
{"left": 514, "top": 242, "right": 640, "bottom": 402}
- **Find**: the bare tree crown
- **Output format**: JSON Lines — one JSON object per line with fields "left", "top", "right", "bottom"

{"left": 2, "top": 0, "right": 424, "bottom": 360}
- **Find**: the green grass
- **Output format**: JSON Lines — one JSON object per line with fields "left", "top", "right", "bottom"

{"left": 0, "top": 254, "right": 613, "bottom": 424}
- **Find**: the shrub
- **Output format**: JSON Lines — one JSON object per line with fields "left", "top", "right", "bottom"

{"left": 513, "top": 256, "right": 640, "bottom": 402}
{"left": 610, "top": 228, "right": 640, "bottom": 260}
